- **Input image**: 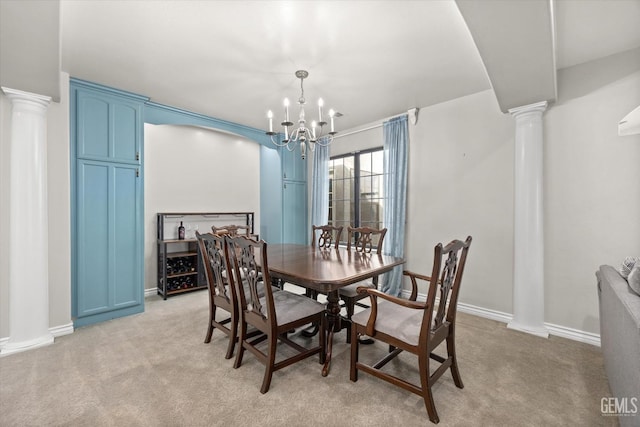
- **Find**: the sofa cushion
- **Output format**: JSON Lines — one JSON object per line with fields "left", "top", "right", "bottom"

{"left": 598, "top": 265, "right": 640, "bottom": 332}
{"left": 619, "top": 256, "right": 639, "bottom": 279}
{"left": 628, "top": 266, "right": 640, "bottom": 296}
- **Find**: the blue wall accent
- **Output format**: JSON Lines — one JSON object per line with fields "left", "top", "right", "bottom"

{"left": 71, "top": 78, "right": 149, "bottom": 102}
{"left": 144, "top": 101, "right": 275, "bottom": 147}
{"left": 260, "top": 145, "right": 283, "bottom": 243}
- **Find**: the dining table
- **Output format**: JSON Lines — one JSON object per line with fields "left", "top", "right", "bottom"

{"left": 266, "top": 243, "right": 405, "bottom": 376}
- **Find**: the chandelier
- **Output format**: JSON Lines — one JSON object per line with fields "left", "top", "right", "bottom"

{"left": 266, "top": 70, "right": 337, "bottom": 159}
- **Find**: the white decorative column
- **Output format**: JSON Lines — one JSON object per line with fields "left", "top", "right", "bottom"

{"left": 507, "top": 101, "right": 549, "bottom": 338}
{"left": 1, "top": 87, "right": 54, "bottom": 356}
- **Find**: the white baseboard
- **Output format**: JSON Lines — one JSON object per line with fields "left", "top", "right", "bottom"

{"left": 457, "top": 301, "right": 512, "bottom": 324}
{"left": 144, "top": 287, "right": 157, "bottom": 298}
{"left": 543, "top": 322, "right": 601, "bottom": 347}
{"left": 401, "top": 290, "right": 601, "bottom": 347}
{"left": 0, "top": 322, "right": 75, "bottom": 351}
{"left": 49, "top": 322, "right": 74, "bottom": 338}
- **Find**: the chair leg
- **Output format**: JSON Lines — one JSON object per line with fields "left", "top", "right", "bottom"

{"left": 447, "top": 333, "right": 464, "bottom": 389}
{"left": 260, "top": 333, "right": 278, "bottom": 394}
{"left": 419, "top": 355, "right": 439, "bottom": 424}
{"left": 233, "top": 321, "right": 247, "bottom": 369}
{"left": 225, "top": 313, "right": 238, "bottom": 360}
{"left": 423, "top": 385, "right": 440, "bottom": 424}
{"left": 204, "top": 305, "right": 216, "bottom": 343}
{"left": 350, "top": 326, "right": 359, "bottom": 382}
{"left": 319, "top": 317, "right": 326, "bottom": 364}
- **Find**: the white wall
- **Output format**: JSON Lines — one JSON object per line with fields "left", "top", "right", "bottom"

{"left": 0, "top": 73, "right": 72, "bottom": 339}
{"left": 143, "top": 124, "right": 261, "bottom": 291}
{"left": 545, "top": 65, "right": 640, "bottom": 333}
{"left": 407, "top": 90, "right": 515, "bottom": 314}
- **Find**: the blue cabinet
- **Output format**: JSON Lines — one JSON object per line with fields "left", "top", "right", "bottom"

{"left": 76, "top": 90, "right": 141, "bottom": 164}
{"left": 281, "top": 145, "right": 307, "bottom": 182}
{"left": 280, "top": 147, "right": 308, "bottom": 244}
{"left": 71, "top": 80, "right": 145, "bottom": 327}
{"left": 282, "top": 180, "right": 307, "bottom": 244}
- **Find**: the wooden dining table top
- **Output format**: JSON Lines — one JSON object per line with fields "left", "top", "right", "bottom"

{"left": 265, "top": 243, "right": 405, "bottom": 293}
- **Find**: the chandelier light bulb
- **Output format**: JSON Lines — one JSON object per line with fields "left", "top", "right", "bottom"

{"left": 283, "top": 98, "right": 290, "bottom": 122}
{"left": 267, "top": 110, "right": 273, "bottom": 132}
{"left": 318, "top": 98, "right": 324, "bottom": 123}
{"left": 329, "top": 109, "right": 335, "bottom": 133}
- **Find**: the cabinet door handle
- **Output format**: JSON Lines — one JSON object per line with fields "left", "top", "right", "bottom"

{"left": 283, "top": 183, "right": 287, "bottom": 189}
{"left": 284, "top": 172, "right": 287, "bottom": 179}
{"left": 136, "top": 152, "right": 140, "bottom": 161}
{"left": 136, "top": 168, "right": 139, "bottom": 177}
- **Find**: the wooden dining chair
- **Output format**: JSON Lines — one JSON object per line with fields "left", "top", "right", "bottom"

{"left": 350, "top": 236, "right": 472, "bottom": 424}
{"left": 311, "top": 224, "right": 343, "bottom": 250}
{"left": 196, "top": 231, "right": 240, "bottom": 359}
{"left": 197, "top": 231, "right": 267, "bottom": 359}
{"left": 339, "top": 226, "right": 387, "bottom": 342}
{"left": 226, "top": 235, "right": 327, "bottom": 394}
{"left": 304, "top": 224, "right": 345, "bottom": 300}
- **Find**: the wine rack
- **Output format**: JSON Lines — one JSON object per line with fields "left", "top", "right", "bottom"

{"left": 156, "top": 212, "right": 255, "bottom": 299}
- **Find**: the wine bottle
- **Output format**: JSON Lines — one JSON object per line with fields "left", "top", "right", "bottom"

{"left": 178, "top": 221, "right": 185, "bottom": 240}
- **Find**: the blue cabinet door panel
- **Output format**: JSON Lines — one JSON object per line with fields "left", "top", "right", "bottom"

{"left": 113, "top": 164, "right": 141, "bottom": 307}
{"left": 76, "top": 161, "right": 110, "bottom": 315}
{"left": 281, "top": 146, "right": 307, "bottom": 181}
{"left": 112, "top": 103, "right": 138, "bottom": 162}
{"left": 76, "top": 89, "right": 141, "bottom": 164}
{"left": 282, "top": 180, "right": 307, "bottom": 244}
{"left": 75, "top": 160, "right": 142, "bottom": 318}
{"left": 78, "top": 95, "right": 110, "bottom": 160}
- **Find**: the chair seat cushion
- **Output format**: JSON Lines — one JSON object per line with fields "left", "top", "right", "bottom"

{"left": 351, "top": 301, "right": 424, "bottom": 347}
{"left": 260, "top": 291, "right": 325, "bottom": 326}
{"left": 339, "top": 280, "right": 375, "bottom": 298}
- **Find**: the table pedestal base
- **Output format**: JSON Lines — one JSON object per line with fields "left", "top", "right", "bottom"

{"left": 322, "top": 291, "right": 342, "bottom": 377}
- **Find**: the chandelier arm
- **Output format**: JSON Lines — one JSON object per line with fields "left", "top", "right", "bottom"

{"left": 269, "top": 134, "right": 290, "bottom": 147}
{"left": 314, "top": 135, "right": 334, "bottom": 146}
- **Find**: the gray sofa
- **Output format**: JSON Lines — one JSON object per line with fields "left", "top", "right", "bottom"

{"left": 596, "top": 265, "right": 640, "bottom": 425}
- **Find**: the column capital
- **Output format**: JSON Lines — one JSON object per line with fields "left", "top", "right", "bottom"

{"left": 1, "top": 86, "right": 51, "bottom": 108}
{"left": 508, "top": 101, "right": 548, "bottom": 118}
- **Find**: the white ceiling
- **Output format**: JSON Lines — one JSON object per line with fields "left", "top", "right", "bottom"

{"left": 4, "top": 0, "right": 640, "bottom": 133}
{"left": 555, "top": 0, "right": 640, "bottom": 69}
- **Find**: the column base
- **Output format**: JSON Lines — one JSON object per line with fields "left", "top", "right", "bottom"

{"left": 0, "top": 334, "right": 54, "bottom": 357}
{"left": 507, "top": 321, "right": 549, "bottom": 339}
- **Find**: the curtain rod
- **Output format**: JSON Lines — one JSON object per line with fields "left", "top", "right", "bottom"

{"left": 332, "top": 112, "right": 408, "bottom": 140}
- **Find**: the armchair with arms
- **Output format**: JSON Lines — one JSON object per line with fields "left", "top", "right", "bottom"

{"left": 350, "top": 236, "right": 472, "bottom": 424}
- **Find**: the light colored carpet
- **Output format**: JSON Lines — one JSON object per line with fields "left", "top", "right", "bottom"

{"left": 0, "top": 288, "right": 616, "bottom": 426}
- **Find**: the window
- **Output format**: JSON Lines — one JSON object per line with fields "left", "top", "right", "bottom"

{"left": 328, "top": 148, "right": 384, "bottom": 246}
